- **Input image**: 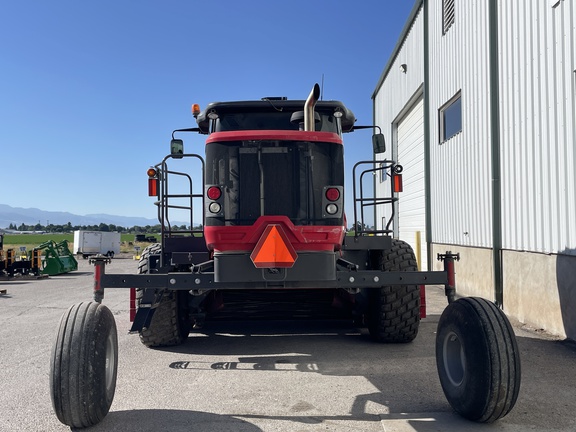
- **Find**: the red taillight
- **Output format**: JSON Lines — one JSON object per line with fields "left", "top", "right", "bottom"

{"left": 325, "top": 187, "right": 340, "bottom": 201}
{"left": 207, "top": 186, "right": 222, "bottom": 200}
{"left": 148, "top": 178, "right": 159, "bottom": 196}
{"left": 393, "top": 174, "right": 403, "bottom": 193}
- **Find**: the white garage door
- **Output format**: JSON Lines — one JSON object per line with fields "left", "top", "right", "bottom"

{"left": 397, "top": 97, "right": 427, "bottom": 270}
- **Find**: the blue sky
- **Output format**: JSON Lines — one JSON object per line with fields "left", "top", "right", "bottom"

{"left": 1, "top": 1, "right": 415, "bottom": 222}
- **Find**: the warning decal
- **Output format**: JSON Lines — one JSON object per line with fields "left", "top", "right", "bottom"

{"left": 250, "top": 224, "right": 298, "bottom": 268}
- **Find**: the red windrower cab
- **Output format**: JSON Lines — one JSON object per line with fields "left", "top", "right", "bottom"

{"left": 49, "top": 84, "right": 521, "bottom": 429}
{"left": 143, "top": 84, "right": 420, "bottom": 321}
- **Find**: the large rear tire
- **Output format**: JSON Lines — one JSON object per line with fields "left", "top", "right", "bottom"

{"left": 367, "top": 239, "right": 420, "bottom": 343}
{"left": 436, "top": 297, "right": 521, "bottom": 422}
{"left": 50, "top": 302, "right": 118, "bottom": 428}
{"left": 137, "top": 243, "right": 191, "bottom": 347}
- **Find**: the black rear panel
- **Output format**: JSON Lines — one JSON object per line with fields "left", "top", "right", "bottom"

{"left": 206, "top": 140, "right": 344, "bottom": 226}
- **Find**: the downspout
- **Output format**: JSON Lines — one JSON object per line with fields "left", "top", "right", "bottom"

{"left": 489, "top": 0, "right": 503, "bottom": 307}
{"left": 424, "top": 0, "right": 432, "bottom": 271}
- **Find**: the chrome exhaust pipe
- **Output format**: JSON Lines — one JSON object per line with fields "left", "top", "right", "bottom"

{"left": 304, "top": 83, "right": 321, "bottom": 131}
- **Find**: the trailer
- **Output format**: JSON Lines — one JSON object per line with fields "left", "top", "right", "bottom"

{"left": 73, "top": 230, "right": 120, "bottom": 258}
{"left": 50, "top": 85, "right": 521, "bottom": 429}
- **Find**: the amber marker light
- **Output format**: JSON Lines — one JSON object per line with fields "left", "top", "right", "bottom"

{"left": 192, "top": 103, "right": 201, "bottom": 117}
{"left": 147, "top": 167, "right": 159, "bottom": 196}
{"left": 393, "top": 174, "right": 403, "bottom": 193}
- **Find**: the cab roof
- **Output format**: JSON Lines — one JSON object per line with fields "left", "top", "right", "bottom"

{"left": 195, "top": 99, "right": 356, "bottom": 134}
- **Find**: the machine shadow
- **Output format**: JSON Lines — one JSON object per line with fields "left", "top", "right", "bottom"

{"left": 147, "top": 313, "right": 576, "bottom": 432}
{"left": 81, "top": 409, "right": 263, "bottom": 432}
{"left": 161, "top": 315, "right": 450, "bottom": 418}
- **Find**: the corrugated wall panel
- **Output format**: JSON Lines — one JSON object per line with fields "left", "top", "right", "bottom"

{"left": 373, "top": 7, "right": 424, "bottom": 231}
{"left": 397, "top": 98, "right": 427, "bottom": 269}
{"left": 499, "top": 0, "right": 576, "bottom": 255}
{"left": 428, "top": 0, "right": 493, "bottom": 248}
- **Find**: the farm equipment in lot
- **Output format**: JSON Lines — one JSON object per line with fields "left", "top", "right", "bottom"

{"left": 0, "top": 235, "right": 77, "bottom": 277}
{"left": 134, "top": 234, "right": 158, "bottom": 243}
{"left": 34, "top": 239, "right": 78, "bottom": 275}
{"left": 0, "top": 234, "right": 41, "bottom": 277}
{"left": 50, "top": 84, "right": 521, "bottom": 428}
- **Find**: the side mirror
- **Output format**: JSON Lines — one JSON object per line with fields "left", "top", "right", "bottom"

{"left": 170, "top": 139, "right": 184, "bottom": 158}
{"left": 372, "top": 133, "right": 386, "bottom": 154}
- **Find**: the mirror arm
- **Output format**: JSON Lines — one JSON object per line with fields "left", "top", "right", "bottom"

{"left": 171, "top": 128, "right": 200, "bottom": 140}
{"left": 353, "top": 125, "right": 382, "bottom": 134}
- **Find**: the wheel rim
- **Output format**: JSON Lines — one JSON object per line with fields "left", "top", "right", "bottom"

{"left": 443, "top": 330, "right": 465, "bottom": 387}
{"left": 105, "top": 332, "right": 116, "bottom": 393}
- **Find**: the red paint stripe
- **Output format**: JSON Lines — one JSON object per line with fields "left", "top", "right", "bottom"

{"left": 206, "top": 130, "right": 343, "bottom": 145}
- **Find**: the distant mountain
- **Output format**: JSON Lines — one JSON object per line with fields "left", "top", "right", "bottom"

{"left": 0, "top": 204, "right": 161, "bottom": 228}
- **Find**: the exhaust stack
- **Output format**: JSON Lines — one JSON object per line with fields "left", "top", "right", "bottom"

{"left": 304, "top": 83, "right": 321, "bottom": 131}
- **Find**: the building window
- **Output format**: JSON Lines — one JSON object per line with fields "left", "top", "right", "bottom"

{"left": 443, "top": 0, "right": 455, "bottom": 34}
{"left": 439, "top": 92, "right": 462, "bottom": 143}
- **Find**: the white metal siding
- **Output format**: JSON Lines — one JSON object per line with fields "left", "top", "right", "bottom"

{"left": 377, "top": 0, "right": 575, "bottom": 256}
{"left": 373, "top": 7, "right": 424, "bottom": 232}
{"left": 397, "top": 98, "right": 427, "bottom": 269}
{"left": 499, "top": 0, "right": 576, "bottom": 255}
{"left": 428, "top": 0, "right": 493, "bottom": 248}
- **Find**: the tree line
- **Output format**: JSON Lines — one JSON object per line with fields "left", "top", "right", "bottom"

{"left": 6, "top": 222, "right": 195, "bottom": 234}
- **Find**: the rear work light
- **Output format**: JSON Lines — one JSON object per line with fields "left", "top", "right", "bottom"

{"left": 325, "top": 203, "right": 338, "bottom": 215}
{"left": 208, "top": 202, "right": 221, "bottom": 214}
{"left": 325, "top": 187, "right": 340, "bottom": 202}
{"left": 322, "top": 185, "right": 343, "bottom": 218}
{"left": 207, "top": 186, "right": 222, "bottom": 200}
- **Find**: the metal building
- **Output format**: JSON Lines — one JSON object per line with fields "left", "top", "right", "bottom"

{"left": 373, "top": 0, "right": 576, "bottom": 339}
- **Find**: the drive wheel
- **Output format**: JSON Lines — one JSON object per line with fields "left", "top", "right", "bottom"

{"left": 436, "top": 297, "right": 521, "bottom": 422}
{"left": 137, "top": 243, "right": 191, "bottom": 347}
{"left": 367, "top": 239, "right": 420, "bottom": 343}
{"left": 50, "top": 302, "right": 118, "bottom": 428}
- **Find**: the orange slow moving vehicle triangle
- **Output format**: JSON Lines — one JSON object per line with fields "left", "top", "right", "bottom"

{"left": 250, "top": 224, "right": 297, "bottom": 268}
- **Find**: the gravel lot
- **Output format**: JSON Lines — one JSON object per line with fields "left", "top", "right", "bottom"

{"left": 0, "top": 256, "right": 575, "bottom": 431}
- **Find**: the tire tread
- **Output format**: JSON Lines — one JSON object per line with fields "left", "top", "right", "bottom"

{"left": 368, "top": 239, "right": 420, "bottom": 343}
{"left": 137, "top": 244, "right": 190, "bottom": 347}
{"left": 436, "top": 297, "right": 521, "bottom": 423}
{"left": 50, "top": 302, "right": 117, "bottom": 428}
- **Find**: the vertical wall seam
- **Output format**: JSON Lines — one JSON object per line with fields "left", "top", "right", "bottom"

{"left": 424, "top": 0, "right": 432, "bottom": 270}
{"left": 489, "top": 0, "right": 503, "bottom": 307}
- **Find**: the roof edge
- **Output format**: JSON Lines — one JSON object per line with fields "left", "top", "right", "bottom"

{"left": 371, "top": 0, "right": 424, "bottom": 100}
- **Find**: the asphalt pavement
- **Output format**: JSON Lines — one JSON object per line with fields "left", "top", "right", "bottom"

{"left": 0, "top": 256, "right": 575, "bottom": 431}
